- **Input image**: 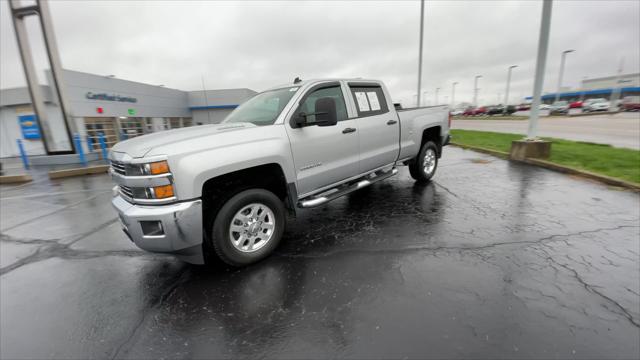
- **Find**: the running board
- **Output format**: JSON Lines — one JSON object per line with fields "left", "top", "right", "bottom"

{"left": 298, "top": 168, "right": 398, "bottom": 208}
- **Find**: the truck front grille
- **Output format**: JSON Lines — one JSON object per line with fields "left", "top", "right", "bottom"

{"left": 119, "top": 185, "right": 134, "bottom": 199}
{"left": 111, "top": 161, "right": 126, "bottom": 176}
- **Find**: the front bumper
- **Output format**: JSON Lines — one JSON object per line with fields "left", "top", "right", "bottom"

{"left": 112, "top": 194, "right": 204, "bottom": 264}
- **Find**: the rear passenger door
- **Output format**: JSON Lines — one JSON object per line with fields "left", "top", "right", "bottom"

{"left": 349, "top": 83, "right": 400, "bottom": 173}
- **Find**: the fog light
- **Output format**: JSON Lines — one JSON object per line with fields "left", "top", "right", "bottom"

{"left": 140, "top": 221, "right": 164, "bottom": 236}
{"left": 153, "top": 185, "right": 174, "bottom": 199}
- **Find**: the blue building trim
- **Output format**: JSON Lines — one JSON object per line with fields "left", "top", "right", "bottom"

{"left": 189, "top": 104, "right": 239, "bottom": 110}
{"left": 525, "top": 86, "right": 640, "bottom": 100}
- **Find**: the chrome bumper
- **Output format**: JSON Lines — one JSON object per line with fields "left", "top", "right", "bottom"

{"left": 111, "top": 194, "right": 204, "bottom": 264}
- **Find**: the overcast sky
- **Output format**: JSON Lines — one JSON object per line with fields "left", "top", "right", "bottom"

{"left": 1, "top": 0, "right": 639, "bottom": 106}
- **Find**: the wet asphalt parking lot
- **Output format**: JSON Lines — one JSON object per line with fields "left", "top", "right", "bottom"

{"left": 1, "top": 147, "right": 639, "bottom": 359}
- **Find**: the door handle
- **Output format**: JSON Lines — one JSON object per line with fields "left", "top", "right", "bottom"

{"left": 342, "top": 128, "right": 356, "bottom": 134}
{"left": 387, "top": 120, "right": 398, "bottom": 125}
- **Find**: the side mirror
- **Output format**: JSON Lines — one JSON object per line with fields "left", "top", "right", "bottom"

{"left": 313, "top": 97, "right": 338, "bottom": 127}
{"left": 293, "top": 97, "right": 338, "bottom": 128}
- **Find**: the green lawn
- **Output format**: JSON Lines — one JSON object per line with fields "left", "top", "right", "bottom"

{"left": 450, "top": 129, "right": 640, "bottom": 184}
{"left": 452, "top": 115, "right": 529, "bottom": 121}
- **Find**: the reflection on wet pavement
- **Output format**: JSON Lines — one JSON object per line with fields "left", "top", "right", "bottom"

{"left": 1, "top": 147, "right": 638, "bottom": 359}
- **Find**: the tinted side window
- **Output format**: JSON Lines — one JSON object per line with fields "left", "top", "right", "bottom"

{"left": 349, "top": 86, "right": 389, "bottom": 117}
{"left": 298, "top": 86, "right": 348, "bottom": 123}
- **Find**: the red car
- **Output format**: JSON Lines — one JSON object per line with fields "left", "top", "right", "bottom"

{"left": 622, "top": 96, "right": 640, "bottom": 111}
{"left": 569, "top": 101, "right": 583, "bottom": 108}
{"left": 463, "top": 107, "right": 487, "bottom": 116}
{"left": 517, "top": 103, "right": 531, "bottom": 111}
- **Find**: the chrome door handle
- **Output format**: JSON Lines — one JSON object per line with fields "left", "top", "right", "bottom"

{"left": 387, "top": 120, "right": 398, "bottom": 125}
{"left": 342, "top": 128, "right": 356, "bottom": 134}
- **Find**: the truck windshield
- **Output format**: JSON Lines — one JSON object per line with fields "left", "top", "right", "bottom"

{"left": 224, "top": 87, "right": 299, "bottom": 126}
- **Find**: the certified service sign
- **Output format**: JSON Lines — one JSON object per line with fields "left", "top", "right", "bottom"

{"left": 18, "top": 114, "right": 41, "bottom": 140}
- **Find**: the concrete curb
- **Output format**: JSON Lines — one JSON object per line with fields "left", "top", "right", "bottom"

{"left": 450, "top": 142, "right": 640, "bottom": 191}
{"left": 0, "top": 174, "right": 33, "bottom": 184}
{"left": 450, "top": 142, "right": 509, "bottom": 159}
{"left": 48, "top": 165, "right": 110, "bottom": 179}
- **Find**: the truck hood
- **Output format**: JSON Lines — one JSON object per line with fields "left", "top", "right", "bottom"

{"left": 111, "top": 123, "right": 257, "bottom": 158}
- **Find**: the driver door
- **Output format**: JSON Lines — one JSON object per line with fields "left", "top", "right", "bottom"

{"left": 285, "top": 83, "right": 360, "bottom": 196}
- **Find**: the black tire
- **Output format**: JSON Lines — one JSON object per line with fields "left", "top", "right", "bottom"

{"left": 409, "top": 141, "right": 439, "bottom": 183}
{"left": 209, "top": 189, "right": 285, "bottom": 267}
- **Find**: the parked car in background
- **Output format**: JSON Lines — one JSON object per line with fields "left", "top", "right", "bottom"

{"left": 622, "top": 96, "right": 640, "bottom": 111}
{"left": 450, "top": 108, "right": 464, "bottom": 116}
{"left": 583, "top": 98, "right": 610, "bottom": 112}
{"left": 486, "top": 105, "right": 503, "bottom": 115}
{"left": 569, "top": 100, "right": 583, "bottom": 109}
{"left": 539, "top": 103, "right": 551, "bottom": 110}
{"left": 549, "top": 101, "right": 569, "bottom": 115}
{"left": 472, "top": 106, "right": 488, "bottom": 116}
{"left": 517, "top": 103, "right": 531, "bottom": 111}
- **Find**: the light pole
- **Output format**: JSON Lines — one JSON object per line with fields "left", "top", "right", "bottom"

{"left": 435, "top": 87, "right": 440, "bottom": 105}
{"left": 473, "top": 75, "right": 482, "bottom": 106}
{"left": 504, "top": 65, "right": 518, "bottom": 114}
{"left": 527, "top": 0, "right": 553, "bottom": 139}
{"left": 451, "top": 81, "right": 458, "bottom": 108}
{"left": 416, "top": 0, "right": 425, "bottom": 108}
{"left": 555, "top": 49, "right": 575, "bottom": 103}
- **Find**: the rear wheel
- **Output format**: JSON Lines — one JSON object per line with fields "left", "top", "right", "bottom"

{"left": 409, "top": 141, "right": 439, "bottom": 183}
{"left": 209, "top": 189, "right": 285, "bottom": 266}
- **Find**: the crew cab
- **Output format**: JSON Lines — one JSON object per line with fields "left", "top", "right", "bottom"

{"left": 110, "top": 79, "right": 450, "bottom": 266}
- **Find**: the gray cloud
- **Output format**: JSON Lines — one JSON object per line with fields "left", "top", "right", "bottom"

{"left": 1, "top": 0, "right": 639, "bottom": 107}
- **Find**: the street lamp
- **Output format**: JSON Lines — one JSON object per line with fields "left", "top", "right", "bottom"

{"left": 504, "top": 65, "right": 518, "bottom": 114}
{"left": 451, "top": 81, "right": 458, "bottom": 108}
{"left": 555, "top": 49, "right": 575, "bottom": 103}
{"left": 435, "top": 87, "right": 440, "bottom": 105}
{"left": 473, "top": 75, "right": 482, "bottom": 106}
{"left": 416, "top": 0, "right": 425, "bottom": 108}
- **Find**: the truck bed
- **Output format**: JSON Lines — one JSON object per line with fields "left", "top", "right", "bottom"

{"left": 396, "top": 105, "right": 450, "bottom": 161}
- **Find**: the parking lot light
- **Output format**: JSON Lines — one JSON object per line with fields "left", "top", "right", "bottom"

{"left": 555, "top": 49, "right": 575, "bottom": 103}
{"left": 474, "top": 75, "right": 482, "bottom": 106}
{"left": 504, "top": 65, "right": 518, "bottom": 114}
{"left": 451, "top": 82, "right": 458, "bottom": 108}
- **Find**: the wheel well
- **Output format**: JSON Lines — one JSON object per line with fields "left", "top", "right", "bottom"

{"left": 421, "top": 126, "right": 442, "bottom": 156}
{"left": 201, "top": 164, "right": 290, "bottom": 229}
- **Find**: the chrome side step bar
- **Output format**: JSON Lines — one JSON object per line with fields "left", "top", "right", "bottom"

{"left": 298, "top": 168, "right": 398, "bottom": 208}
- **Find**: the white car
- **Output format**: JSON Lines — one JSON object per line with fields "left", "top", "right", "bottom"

{"left": 584, "top": 98, "right": 610, "bottom": 112}
{"left": 539, "top": 104, "right": 551, "bottom": 110}
{"left": 582, "top": 98, "right": 611, "bottom": 112}
{"left": 450, "top": 109, "right": 464, "bottom": 116}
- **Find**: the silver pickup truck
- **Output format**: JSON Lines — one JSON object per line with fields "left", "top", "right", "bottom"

{"left": 110, "top": 79, "right": 450, "bottom": 266}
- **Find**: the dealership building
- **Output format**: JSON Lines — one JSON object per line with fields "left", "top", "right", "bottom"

{"left": 0, "top": 69, "right": 256, "bottom": 159}
{"left": 535, "top": 72, "right": 640, "bottom": 103}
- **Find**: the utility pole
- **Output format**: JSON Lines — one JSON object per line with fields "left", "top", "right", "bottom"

{"left": 504, "top": 65, "right": 518, "bottom": 114}
{"left": 527, "top": 0, "right": 553, "bottom": 139}
{"left": 473, "top": 75, "right": 482, "bottom": 106}
{"left": 435, "top": 87, "right": 440, "bottom": 105}
{"left": 609, "top": 57, "right": 625, "bottom": 112}
{"left": 416, "top": 0, "right": 425, "bottom": 108}
{"left": 555, "top": 49, "right": 575, "bottom": 103}
{"left": 451, "top": 81, "right": 458, "bottom": 108}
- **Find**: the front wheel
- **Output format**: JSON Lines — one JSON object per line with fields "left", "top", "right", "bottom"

{"left": 409, "top": 141, "right": 439, "bottom": 182}
{"left": 209, "top": 189, "right": 285, "bottom": 266}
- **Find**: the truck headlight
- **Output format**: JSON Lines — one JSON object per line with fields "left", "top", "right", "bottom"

{"left": 147, "top": 161, "right": 170, "bottom": 175}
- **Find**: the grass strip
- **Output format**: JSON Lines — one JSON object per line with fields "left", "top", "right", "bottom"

{"left": 450, "top": 129, "right": 640, "bottom": 184}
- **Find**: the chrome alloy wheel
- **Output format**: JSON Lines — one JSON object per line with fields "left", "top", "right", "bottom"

{"left": 423, "top": 148, "right": 436, "bottom": 175}
{"left": 229, "top": 203, "right": 276, "bottom": 252}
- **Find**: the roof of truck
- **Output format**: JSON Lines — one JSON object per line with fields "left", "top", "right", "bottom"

{"left": 265, "top": 78, "right": 382, "bottom": 92}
